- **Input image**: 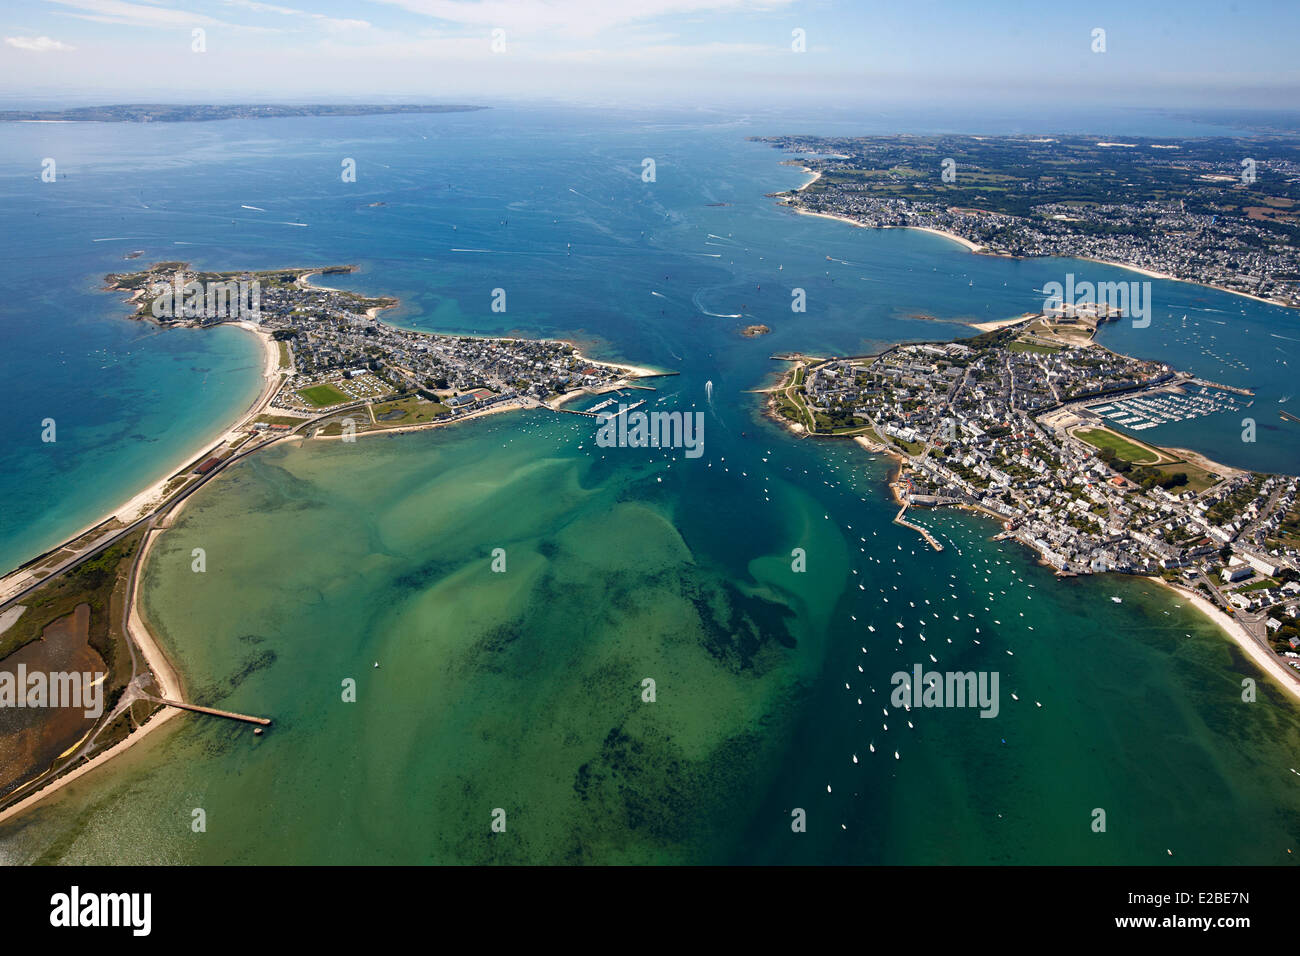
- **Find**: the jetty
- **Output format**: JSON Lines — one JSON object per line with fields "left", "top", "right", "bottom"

{"left": 151, "top": 698, "right": 272, "bottom": 726}
{"left": 893, "top": 505, "right": 944, "bottom": 552}
{"left": 552, "top": 399, "right": 647, "bottom": 420}
{"left": 1190, "top": 377, "right": 1254, "bottom": 397}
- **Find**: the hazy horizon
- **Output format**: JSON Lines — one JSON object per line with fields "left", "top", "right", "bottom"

{"left": 3, "top": 0, "right": 1298, "bottom": 112}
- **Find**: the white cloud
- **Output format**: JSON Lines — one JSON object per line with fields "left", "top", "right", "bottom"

{"left": 43, "top": 0, "right": 225, "bottom": 28}
{"left": 550, "top": 40, "right": 771, "bottom": 63}
{"left": 5, "top": 35, "right": 76, "bottom": 51}
{"left": 368, "top": 0, "right": 794, "bottom": 37}
{"left": 220, "top": 0, "right": 371, "bottom": 32}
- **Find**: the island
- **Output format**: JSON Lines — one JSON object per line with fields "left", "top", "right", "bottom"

{"left": 0, "top": 104, "right": 486, "bottom": 123}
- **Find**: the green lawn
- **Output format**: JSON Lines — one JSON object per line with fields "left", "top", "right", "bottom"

{"left": 1076, "top": 426, "right": 1219, "bottom": 492}
{"left": 1075, "top": 427, "right": 1161, "bottom": 465}
{"left": 1237, "top": 577, "right": 1278, "bottom": 592}
{"left": 371, "top": 396, "right": 452, "bottom": 426}
{"left": 1008, "top": 339, "right": 1062, "bottom": 354}
{"left": 297, "top": 383, "right": 351, "bottom": 407}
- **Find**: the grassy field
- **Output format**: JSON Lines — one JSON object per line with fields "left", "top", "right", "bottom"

{"left": 1075, "top": 426, "right": 1219, "bottom": 493}
{"left": 254, "top": 413, "right": 309, "bottom": 426}
{"left": 1009, "top": 339, "right": 1063, "bottom": 355}
{"left": 296, "top": 383, "right": 351, "bottom": 407}
{"left": 371, "top": 396, "right": 452, "bottom": 427}
{"left": 317, "top": 418, "right": 370, "bottom": 437}
{"left": 277, "top": 341, "right": 291, "bottom": 369}
{"left": 1168, "top": 463, "right": 1220, "bottom": 494}
{"left": 1236, "top": 576, "right": 1278, "bottom": 592}
{"left": 1075, "top": 427, "right": 1161, "bottom": 465}
{"left": 773, "top": 366, "right": 814, "bottom": 429}
{"left": 827, "top": 423, "right": 881, "bottom": 437}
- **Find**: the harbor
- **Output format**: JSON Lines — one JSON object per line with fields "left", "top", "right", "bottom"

{"left": 1085, "top": 383, "right": 1246, "bottom": 432}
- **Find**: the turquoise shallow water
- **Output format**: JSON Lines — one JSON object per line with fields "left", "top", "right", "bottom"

{"left": 0, "top": 107, "right": 1298, "bottom": 863}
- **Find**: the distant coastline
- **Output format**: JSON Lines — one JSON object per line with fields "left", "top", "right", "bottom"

{"left": 783, "top": 199, "right": 987, "bottom": 253}
{"left": 0, "top": 104, "right": 487, "bottom": 124}
{"left": 783, "top": 198, "right": 1294, "bottom": 305}
{"left": 771, "top": 139, "right": 1299, "bottom": 310}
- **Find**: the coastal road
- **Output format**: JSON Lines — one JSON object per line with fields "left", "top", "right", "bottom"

{"left": 0, "top": 424, "right": 309, "bottom": 615}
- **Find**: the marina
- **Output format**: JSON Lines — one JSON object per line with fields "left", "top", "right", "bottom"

{"left": 1085, "top": 384, "right": 1245, "bottom": 432}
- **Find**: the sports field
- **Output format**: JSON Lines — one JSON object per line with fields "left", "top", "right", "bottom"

{"left": 296, "top": 383, "right": 350, "bottom": 407}
{"left": 1074, "top": 427, "right": 1161, "bottom": 464}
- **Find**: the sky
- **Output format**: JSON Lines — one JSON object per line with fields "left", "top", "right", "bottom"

{"left": 1, "top": 0, "right": 1297, "bottom": 110}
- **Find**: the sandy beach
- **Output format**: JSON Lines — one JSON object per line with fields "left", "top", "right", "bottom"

{"left": 786, "top": 201, "right": 1291, "bottom": 310}
{"left": 968, "top": 314, "right": 1033, "bottom": 333}
{"left": 94, "top": 321, "right": 278, "bottom": 532}
{"left": 1163, "top": 445, "right": 1246, "bottom": 480}
{"left": 853, "top": 435, "right": 885, "bottom": 453}
{"left": 127, "top": 530, "right": 184, "bottom": 702}
{"left": 568, "top": 349, "right": 663, "bottom": 380}
{"left": 889, "top": 224, "right": 986, "bottom": 253}
{"left": 788, "top": 205, "right": 870, "bottom": 230}
{"left": 1150, "top": 577, "right": 1300, "bottom": 703}
{"left": 0, "top": 323, "right": 280, "bottom": 602}
{"left": 0, "top": 705, "right": 182, "bottom": 825}
{"left": 786, "top": 203, "right": 987, "bottom": 253}
{"left": 1076, "top": 257, "right": 1290, "bottom": 309}
{"left": 0, "top": 524, "right": 190, "bottom": 825}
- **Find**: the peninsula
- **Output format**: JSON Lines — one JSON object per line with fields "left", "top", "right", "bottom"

{"left": 0, "top": 263, "right": 660, "bottom": 820}
{"left": 755, "top": 133, "right": 1300, "bottom": 309}
{"left": 768, "top": 309, "right": 1300, "bottom": 697}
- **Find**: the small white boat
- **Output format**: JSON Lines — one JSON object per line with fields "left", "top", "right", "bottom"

{"left": 1111, "top": 596, "right": 1123, "bottom": 604}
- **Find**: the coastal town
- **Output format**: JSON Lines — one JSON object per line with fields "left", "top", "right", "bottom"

{"left": 107, "top": 262, "right": 653, "bottom": 432}
{"left": 771, "top": 308, "right": 1300, "bottom": 669}
{"left": 755, "top": 133, "right": 1300, "bottom": 308}
{"left": 0, "top": 261, "right": 663, "bottom": 819}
